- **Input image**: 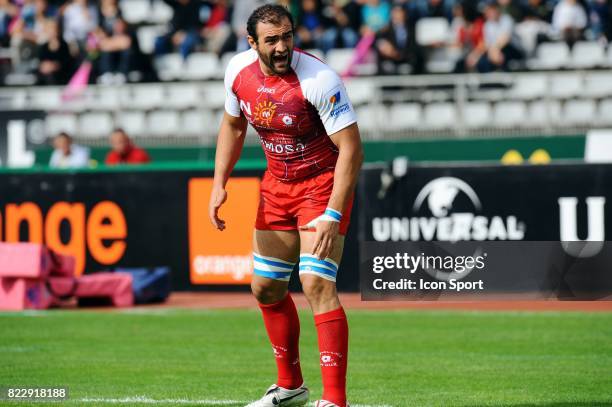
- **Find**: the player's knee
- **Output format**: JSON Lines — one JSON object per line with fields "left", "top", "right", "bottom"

{"left": 251, "top": 279, "right": 286, "bottom": 304}
{"left": 301, "top": 277, "right": 335, "bottom": 303}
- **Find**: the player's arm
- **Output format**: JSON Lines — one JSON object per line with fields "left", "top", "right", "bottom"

{"left": 209, "top": 112, "right": 248, "bottom": 231}
{"left": 328, "top": 123, "right": 363, "bottom": 219}
{"left": 312, "top": 123, "right": 363, "bottom": 259}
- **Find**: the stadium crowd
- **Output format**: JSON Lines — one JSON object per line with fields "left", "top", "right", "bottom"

{"left": 0, "top": 0, "right": 610, "bottom": 84}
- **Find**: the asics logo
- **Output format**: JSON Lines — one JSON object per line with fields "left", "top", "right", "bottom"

{"left": 257, "top": 86, "right": 275, "bottom": 94}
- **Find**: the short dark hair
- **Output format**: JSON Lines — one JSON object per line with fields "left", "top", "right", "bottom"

{"left": 247, "top": 4, "right": 294, "bottom": 42}
{"left": 56, "top": 131, "right": 71, "bottom": 140}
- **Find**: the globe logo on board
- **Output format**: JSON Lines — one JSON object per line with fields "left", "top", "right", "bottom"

{"left": 372, "top": 176, "right": 525, "bottom": 242}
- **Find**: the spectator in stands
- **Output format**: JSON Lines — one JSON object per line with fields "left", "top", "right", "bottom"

{"left": 0, "top": 0, "right": 18, "bottom": 48}
{"left": 97, "top": 0, "right": 121, "bottom": 36}
{"left": 451, "top": 1, "right": 485, "bottom": 72}
{"left": 200, "top": 0, "right": 231, "bottom": 55}
{"left": 320, "top": 0, "right": 361, "bottom": 53}
{"left": 154, "top": 0, "right": 204, "bottom": 60}
{"left": 295, "top": 0, "right": 327, "bottom": 50}
{"left": 105, "top": 128, "right": 151, "bottom": 165}
{"left": 63, "top": 0, "right": 98, "bottom": 59}
{"left": 375, "top": 5, "right": 423, "bottom": 74}
{"left": 586, "top": 0, "right": 609, "bottom": 41}
{"left": 49, "top": 132, "right": 90, "bottom": 168}
{"left": 551, "top": 0, "right": 587, "bottom": 46}
{"left": 96, "top": 17, "right": 133, "bottom": 84}
{"left": 497, "top": 0, "right": 524, "bottom": 22}
{"left": 361, "top": 0, "right": 391, "bottom": 35}
{"left": 37, "top": 18, "right": 75, "bottom": 84}
{"left": 412, "top": 0, "right": 453, "bottom": 21}
{"left": 523, "top": 0, "right": 553, "bottom": 22}
{"left": 515, "top": 0, "right": 554, "bottom": 56}
{"left": 476, "top": 1, "right": 524, "bottom": 72}
{"left": 10, "top": 0, "right": 57, "bottom": 68}
{"left": 220, "top": 0, "right": 264, "bottom": 53}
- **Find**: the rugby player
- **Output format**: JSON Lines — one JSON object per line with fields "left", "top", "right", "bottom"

{"left": 209, "top": 5, "right": 363, "bottom": 407}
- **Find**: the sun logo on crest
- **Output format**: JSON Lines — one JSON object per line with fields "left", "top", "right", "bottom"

{"left": 254, "top": 101, "right": 277, "bottom": 126}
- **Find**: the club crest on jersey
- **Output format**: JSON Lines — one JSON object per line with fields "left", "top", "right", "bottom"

{"left": 254, "top": 101, "right": 277, "bottom": 126}
{"left": 282, "top": 115, "right": 294, "bottom": 126}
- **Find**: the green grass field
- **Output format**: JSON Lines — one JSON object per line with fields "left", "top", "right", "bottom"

{"left": 1, "top": 308, "right": 611, "bottom": 407}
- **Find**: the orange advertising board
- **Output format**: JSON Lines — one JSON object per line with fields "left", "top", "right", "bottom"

{"left": 188, "top": 178, "right": 260, "bottom": 284}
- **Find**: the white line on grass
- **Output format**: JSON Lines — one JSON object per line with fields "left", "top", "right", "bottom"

{"left": 77, "top": 396, "right": 246, "bottom": 405}
{"left": 76, "top": 396, "right": 393, "bottom": 407}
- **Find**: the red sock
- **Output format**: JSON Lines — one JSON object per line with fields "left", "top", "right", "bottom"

{"left": 258, "top": 294, "right": 303, "bottom": 389}
{"left": 314, "top": 307, "right": 349, "bottom": 407}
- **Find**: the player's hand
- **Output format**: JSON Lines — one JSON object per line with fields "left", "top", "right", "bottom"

{"left": 310, "top": 220, "right": 339, "bottom": 260}
{"left": 209, "top": 185, "right": 227, "bottom": 231}
{"left": 299, "top": 209, "right": 342, "bottom": 259}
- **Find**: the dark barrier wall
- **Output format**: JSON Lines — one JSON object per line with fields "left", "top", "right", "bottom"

{"left": 358, "top": 163, "right": 612, "bottom": 243}
{"left": 358, "top": 163, "right": 612, "bottom": 298}
{"left": 0, "top": 163, "right": 610, "bottom": 292}
{"left": 0, "top": 167, "right": 359, "bottom": 292}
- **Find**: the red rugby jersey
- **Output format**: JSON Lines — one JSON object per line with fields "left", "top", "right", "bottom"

{"left": 224, "top": 48, "right": 357, "bottom": 181}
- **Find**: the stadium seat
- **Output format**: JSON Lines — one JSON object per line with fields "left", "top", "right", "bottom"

{"left": 184, "top": 52, "right": 220, "bottom": 80}
{"left": 493, "top": 101, "right": 527, "bottom": 127}
{"left": 137, "top": 25, "right": 164, "bottom": 55}
{"left": 213, "top": 109, "right": 225, "bottom": 129}
{"left": 527, "top": 100, "right": 562, "bottom": 127}
{"left": 388, "top": 103, "right": 422, "bottom": 130}
{"left": 182, "top": 109, "right": 214, "bottom": 136}
{"left": 529, "top": 42, "right": 570, "bottom": 70}
{"left": 425, "top": 47, "right": 461, "bottom": 73}
{"left": 126, "top": 85, "right": 165, "bottom": 110}
{"left": 584, "top": 72, "right": 612, "bottom": 98}
{"left": 562, "top": 99, "right": 597, "bottom": 126}
{"left": 30, "top": 87, "right": 62, "bottom": 110}
{"left": 154, "top": 54, "right": 184, "bottom": 81}
{"left": 45, "top": 114, "right": 77, "bottom": 136}
{"left": 90, "top": 87, "right": 120, "bottom": 110}
{"left": 344, "top": 79, "right": 375, "bottom": 106}
{"left": 463, "top": 102, "right": 492, "bottom": 129}
{"left": 569, "top": 41, "right": 606, "bottom": 69}
{"left": 219, "top": 52, "right": 237, "bottom": 75}
{"left": 166, "top": 84, "right": 201, "bottom": 109}
{"left": 416, "top": 18, "right": 450, "bottom": 46}
{"left": 201, "top": 82, "right": 226, "bottom": 109}
{"left": 353, "top": 50, "right": 378, "bottom": 76}
{"left": 116, "top": 111, "right": 146, "bottom": 137}
{"left": 78, "top": 112, "right": 114, "bottom": 138}
{"left": 150, "top": 0, "right": 173, "bottom": 24}
{"left": 507, "top": 74, "right": 547, "bottom": 100}
{"left": 120, "top": 0, "right": 150, "bottom": 24}
{"left": 550, "top": 73, "right": 582, "bottom": 99}
{"left": 147, "top": 110, "right": 180, "bottom": 137}
{"left": 356, "top": 104, "right": 387, "bottom": 134}
{"left": 598, "top": 99, "right": 612, "bottom": 125}
{"left": 326, "top": 49, "right": 353, "bottom": 74}
{"left": 423, "top": 103, "right": 456, "bottom": 129}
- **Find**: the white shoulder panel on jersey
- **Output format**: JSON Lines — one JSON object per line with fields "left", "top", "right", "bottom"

{"left": 291, "top": 50, "right": 357, "bottom": 136}
{"left": 224, "top": 48, "right": 258, "bottom": 117}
